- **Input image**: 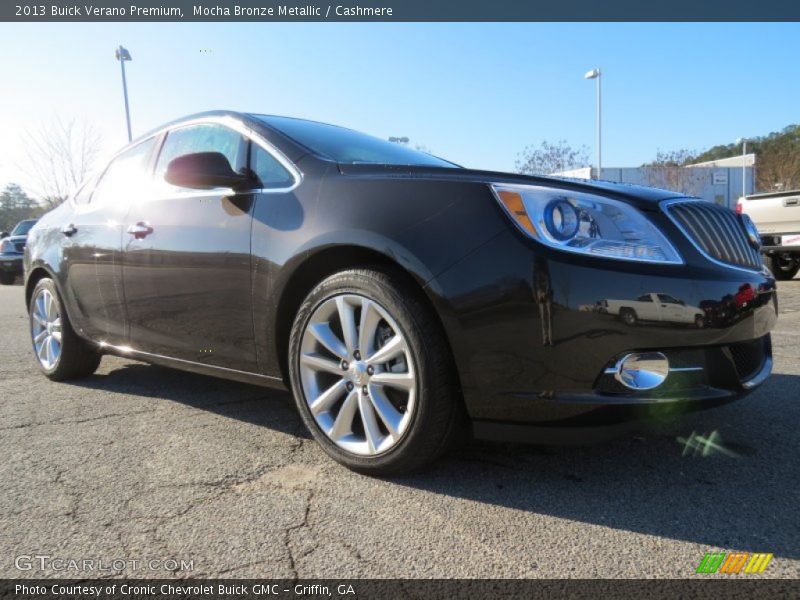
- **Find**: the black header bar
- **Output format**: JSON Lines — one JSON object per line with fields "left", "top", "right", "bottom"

{"left": 3, "top": 0, "right": 800, "bottom": 22}
{"left": 3, "top": 579, "right": 798, "bottom": 600}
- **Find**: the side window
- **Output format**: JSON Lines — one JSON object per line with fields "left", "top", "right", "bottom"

{"left": 91, "top": 138, "right": 157, "bottom": 206}
{"left": 250, "top": 144, "right": 295, "bottom": 189}
{"left": 155, "top": 123, "right": 245, "bottom": 188}
{"left": 636, "top": 294, "right": 653, "bottom": 302}
{"left": 657, "top": 294, "right": 679, "bottom": 304}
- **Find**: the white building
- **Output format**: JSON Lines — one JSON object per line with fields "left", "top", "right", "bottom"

{"left": 552, "top": 154, "right": 755, "bottom": 209}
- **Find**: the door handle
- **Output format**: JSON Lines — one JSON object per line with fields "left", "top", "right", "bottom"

{"left": 127, "top": 222, "right": 153, "bottom": 239}
{"left": 61, "top": 224, "right": 77, "bottom": 236}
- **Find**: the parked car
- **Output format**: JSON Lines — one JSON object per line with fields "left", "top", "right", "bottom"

{"left": 601, "top": 292, "right": 705, "bottom": 328}
{"left": 738, "top": 190, "right": 800, "bottom": 279}
{"left": 0, "top": 218, "right": 37, "bottom": 284}
{"left": 23, "top": 111, "right": 777, "bottom": 474}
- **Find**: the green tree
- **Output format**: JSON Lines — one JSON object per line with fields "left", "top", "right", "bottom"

{"left": 0, "top": 183, "right": 40, "bottom": 233}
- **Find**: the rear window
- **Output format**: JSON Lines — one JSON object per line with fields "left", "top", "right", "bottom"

{"left": 257, "top": 115, "right": 455, "bottom": 168}
{"left": 11, "top": 220, "right": 36, "bottom": 236}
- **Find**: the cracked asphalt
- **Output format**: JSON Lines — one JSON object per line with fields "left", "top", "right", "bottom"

{"left": 1, "top": 280, "right": 798, "bottom": 579}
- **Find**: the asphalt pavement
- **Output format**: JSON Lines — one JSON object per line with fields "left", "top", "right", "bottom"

{"left": 1, "top": 279, "right": 798, "bottom": 579}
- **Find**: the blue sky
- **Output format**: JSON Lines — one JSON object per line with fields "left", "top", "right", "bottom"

{"left": 1, "top": 22, "right": 798, "bottom": 194}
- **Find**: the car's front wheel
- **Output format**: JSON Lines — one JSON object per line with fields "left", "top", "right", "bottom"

{"left": 29, "top": 278, "right": 101, "bottom": 380}
{"left": 288, "top": 268, "right": 462, "bottom": 475}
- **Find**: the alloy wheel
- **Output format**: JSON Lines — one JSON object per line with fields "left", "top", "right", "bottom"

{"left": 31, "top": 288, "right": 62, "bottom": 370}
{"left": 298, "top": 293, "right": 417, "bottom": 456}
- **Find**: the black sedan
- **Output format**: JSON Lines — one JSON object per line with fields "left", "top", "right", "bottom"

{"left": 23, "top": 111, "right": 777, "bottom": 474}
{"left": 1, "top": 218, "right": 38, "bottom": 284}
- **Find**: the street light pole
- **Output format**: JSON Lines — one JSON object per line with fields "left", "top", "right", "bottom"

{"left": 736, "top": 137, "right": 748, "bottom": 199}
{"left": 115, "top": 45, "right": 133, "bottom": 142}
{"left": 584, "top": 68, "right": 602, "bottom": 178}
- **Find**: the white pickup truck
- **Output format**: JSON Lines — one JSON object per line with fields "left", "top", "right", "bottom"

{"left": 738, "top": 190, "right": 800, "bottom": 280}
{"left": 600, "top": 293, "right": 706, "bottom": 328}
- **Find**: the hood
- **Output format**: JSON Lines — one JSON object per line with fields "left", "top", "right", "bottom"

{"left": 336, "top": 164, "right": 685, "bottom": 211}
{"left": 1, "top": 234, "right": 28, "bottom": 251}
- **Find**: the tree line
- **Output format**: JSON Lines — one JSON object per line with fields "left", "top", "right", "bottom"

{"left": 692, "top": 124, "right": 800, "bottom": 192}
{"left": 515, "top": 124, "right": 800, "bottom": 194}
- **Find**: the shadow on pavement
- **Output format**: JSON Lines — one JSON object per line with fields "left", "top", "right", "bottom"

{"left": 66, "top": 362, "right": 310, "bottom": 439}
{"left": 69, "top": 361, "right": 800, "bottom": 560}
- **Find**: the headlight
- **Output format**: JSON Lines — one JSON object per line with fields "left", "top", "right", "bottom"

{"left": 0, "top": 238, "right": 15, "bottom": 253}
{"left": 490, "top": 183, "right": 683, "bottom": 265}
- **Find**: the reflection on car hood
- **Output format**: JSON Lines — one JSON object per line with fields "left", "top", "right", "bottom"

{"left": 336, "top": 164, "right": 683, "bottom": 210}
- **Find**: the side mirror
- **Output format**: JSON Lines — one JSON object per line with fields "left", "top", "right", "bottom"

{"left": 165, "top": 152, "right": 253, "bottom": 191}
{"left": 0, "top": 232, "right": 8, "bottom": 239}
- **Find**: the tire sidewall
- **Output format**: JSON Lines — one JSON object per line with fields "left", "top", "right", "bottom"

{"left": 288, "top": 270, "right": 443, "bottom": 473}
{"left": 769, "top": 254, "right": 800, "bottom": 280}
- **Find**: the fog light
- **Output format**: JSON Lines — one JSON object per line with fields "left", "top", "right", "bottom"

{"left": 614, "top": 352, "right": 669, "bottom": 390}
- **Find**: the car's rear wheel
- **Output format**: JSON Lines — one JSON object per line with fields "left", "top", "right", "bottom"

{"left": 29, "top": 278, "right": 101, "bottom": 380}
{"left": 288, "top": 268, "right": 462, "bottom": 475}
{"left": 0, "top": 272, "right": 15, "bottom": 285}
{"left": 766, "top": 253, "right": 800, "bottom": 280}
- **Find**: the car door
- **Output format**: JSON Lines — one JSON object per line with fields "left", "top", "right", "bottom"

{"left": 62, "top": 138, "right": 158, "bottom": 344}
{"left": 121, "top": 122, "right": 257, "bottom": 371}
{"left": 656, "top": 293, "right": 687, "bottom": 323}
{"left": 633, "top": 294, "right": 659, "bottom": 321}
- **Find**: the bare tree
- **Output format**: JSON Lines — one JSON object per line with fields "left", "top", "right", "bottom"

{"left": 21, "top": 116, "right": 103, "bottom": 209}
{"left": 644, "top": 149, "right": 706, "bottom": 196}
{"left": 515, "top": 140, "right": 590, "bottom": 176}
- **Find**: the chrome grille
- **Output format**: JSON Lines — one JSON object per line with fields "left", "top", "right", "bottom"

{"left": 664, "top": 201, "right": 762, "bottom": 270}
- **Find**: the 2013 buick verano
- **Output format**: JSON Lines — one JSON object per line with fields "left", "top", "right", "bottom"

{"left": 24, "top": 111, "right": 777, "bottom": 474}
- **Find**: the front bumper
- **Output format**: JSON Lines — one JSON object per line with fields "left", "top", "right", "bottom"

{"left": 0, "top": 253, "right": 23, "bottom": 275}
{"left": 426, "top": 228, "right": 778, "bottom": 432}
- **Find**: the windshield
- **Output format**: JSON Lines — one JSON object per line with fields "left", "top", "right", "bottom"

{"left": 257, "top": 115, "right": 456, "bottom": 168}
{"left": 11, "top": 220, "right": 37, "bottom": 236}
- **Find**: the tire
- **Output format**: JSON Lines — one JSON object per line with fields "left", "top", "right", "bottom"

{"left": 765, "top": 253, "right": 800, "bottom": 281}
{"left": 0, "top": 272, "right": 15, "bottom": 285}
{"left": 288, "top": 267, "right": 463, "bottom": 475}
{"left": 29, "top": 278, "right": 101, "bottom": 381}
{"left": 620, "top": 308, "right": 637, "bottom": 326}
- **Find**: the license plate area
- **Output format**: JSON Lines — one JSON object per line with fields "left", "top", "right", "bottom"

{"left": 780, "top": 234, "right": 800, "bottom": 247}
